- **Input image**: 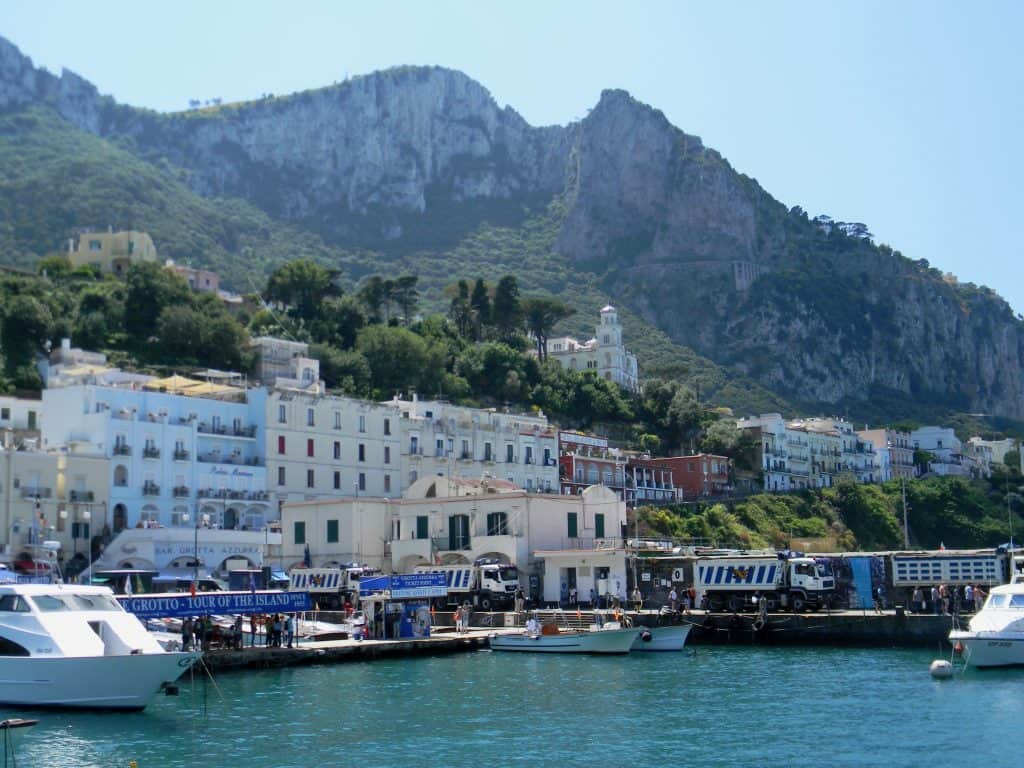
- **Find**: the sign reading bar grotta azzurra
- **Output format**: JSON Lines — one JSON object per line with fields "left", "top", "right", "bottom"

{"left": 358, "top": 573, "right": 448, "bottom": 599}
{"left": 119, "top": 591, "right": 312, "bottom": 619}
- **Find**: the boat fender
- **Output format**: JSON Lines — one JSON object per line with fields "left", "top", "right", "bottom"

{"left": 752, "top": 618, "right": 765, "bottom": 633}
{"left": 953, "top": 641, "right": 964, "bottom": 655}
{"left": 702, "top": 618, "right": 715, "bottom": 632}
{"left": 640, "top": 630, "right": 652, "bottom": 643}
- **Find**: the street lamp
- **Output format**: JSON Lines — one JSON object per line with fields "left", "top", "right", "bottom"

{"left": 82, "top": 509, "right": 92, "bottom": 583}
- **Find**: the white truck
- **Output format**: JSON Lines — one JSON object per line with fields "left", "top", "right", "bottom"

{"left": 413, "top": 561, "right": 519, "bottom": 611}
{"left": 889, "top": 551, "right": 1007, "bottom": 588}
{"left": 695, "top": 553, "right": 835, "bottom": 612}
{"left": 288, "top": 565, "right": 379, "bottom": 610}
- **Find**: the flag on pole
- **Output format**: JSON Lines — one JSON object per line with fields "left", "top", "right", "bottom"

{"left": 124, "top": 575, "right": 133, "bottom": 596}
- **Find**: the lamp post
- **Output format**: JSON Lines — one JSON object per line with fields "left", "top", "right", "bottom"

{"left": 82, "top": 509, "right": 92, "bottom": 583}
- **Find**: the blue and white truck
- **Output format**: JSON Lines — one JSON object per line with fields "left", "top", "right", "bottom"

{"left": 695, "top": 553, "right": 835, "bottom": 612}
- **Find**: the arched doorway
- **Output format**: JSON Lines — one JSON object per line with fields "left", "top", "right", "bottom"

{"left": 224, "top": 506, "right": 239, "bottom": 530}
{"left": 113, "top": 504, "right": 127, "bottom": 533}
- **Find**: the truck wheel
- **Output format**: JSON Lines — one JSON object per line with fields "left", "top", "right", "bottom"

{"left": 479, "top": 596, "right": 492, "bottom": 611}
{"left": 728, "top": 596, "right": 744, "bottom": 612}
{"left": 791, "top": 597, "right": 805, "bottom": 612}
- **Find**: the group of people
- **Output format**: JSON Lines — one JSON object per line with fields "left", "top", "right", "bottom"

{"left": 667, "top": 586, "right": 697, "bottom": 613}
{"left": 910, "top": 583, "right": 987, "bottom": 615}
{"left": 181, "top": 615, "right": 249, "bottom": 651}
{"left": 248, "top": 613, "right": 296, "bottom": 648}
{"left": 453, "top": 602, "right": 472, "bottom": 633}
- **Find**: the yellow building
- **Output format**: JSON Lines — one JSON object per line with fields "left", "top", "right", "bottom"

{"left": 67, "top": 230, "right": 158, "bottom": 276}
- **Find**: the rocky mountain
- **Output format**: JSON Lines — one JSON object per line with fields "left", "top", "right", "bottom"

{"left": 2, "top": 35, "right": 1022, "bottom": 420}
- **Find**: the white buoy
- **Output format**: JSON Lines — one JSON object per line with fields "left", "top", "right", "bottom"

{"left": 930, "top": 659, "right": 954, "bottom": 679}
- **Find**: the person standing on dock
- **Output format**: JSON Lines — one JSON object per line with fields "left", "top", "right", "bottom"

{"left": 973, "top": 585, "right": 986, "bottom": 612}
{"left": 668, "top": 587, "right": 678, "bottom": 611}
{"left": 912, "top": 587, "right": 924, "bottom": 613}
{"left": 632, "top": 587, "right": 642, "bottom": 612}
{"left": 250, "top": 614, "right": 258, "bottom": 647}
{"left": 931, "top": 585, "right": 941, "bottom": 615}
{"left": 285, "top": 615, "right": 295, "bottom": 648}
{"left": 569, "top": 586, "right": 577, "bottom": 607}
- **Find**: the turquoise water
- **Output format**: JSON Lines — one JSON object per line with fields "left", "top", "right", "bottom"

{"left": 3, "top": 647, "right": 1024, "bottom": 768}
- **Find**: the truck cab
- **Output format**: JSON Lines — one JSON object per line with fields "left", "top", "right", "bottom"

{"left": 789, "top": 558, "right": 835, "bottom": 594}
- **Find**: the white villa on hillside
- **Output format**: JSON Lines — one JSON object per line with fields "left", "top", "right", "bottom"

{"left": 544, "top": 306, "right": 639, "bottom": 392}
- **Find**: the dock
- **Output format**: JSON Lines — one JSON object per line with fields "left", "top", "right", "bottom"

{"left": 199, "top": 608, "right": 961, "bottom": 672}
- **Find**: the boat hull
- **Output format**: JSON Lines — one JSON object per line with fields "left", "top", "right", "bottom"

{"left": 631, "top": 624, "right": 692, "bottom": 652}
{"left": 950, "top": 630, "right": 1024, "bottom": 668}
{"left": 0, "top": 651, "right": 201, "bottom": 710}
{"left": 490, "top": 627, "right": 639, "bottom": 654}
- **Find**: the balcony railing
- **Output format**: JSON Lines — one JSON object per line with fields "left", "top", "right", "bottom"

{"left": 173, "top": 486, "right": 191, "bottom": 498}
{"left": 197, "top": 488, "right": 270, "bottom": 501}
{"left": 432, "top": 536, "right": 471, "bottom": 551}
{"left": 197, "top": 423, "right": 257, "bottom": 438}
{"left": 142, "top": 482, "right": 160, "bottom": 496}
{"left": 69, "top": 490, "right": 94, "bottom": 503}
{"left": 173, "top": 449, "right": 190, "bottom": 461}
{"left": 113, "top": 445, "right": 131, "bottom": 456}
{"left": 142, "top": 447, "right": 161, "bottom": 459}
{"left": 197, "top": 453, "right": 264, "bottom": 466}
{"left": 407, "top": 445, "right": 424, "bottom": 455}
{"left": 20, "top": 487, "right": 51, "bottom": 500}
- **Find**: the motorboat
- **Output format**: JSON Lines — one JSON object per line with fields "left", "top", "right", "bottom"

{"left": 0, "top": 583, "right": 201, "bottom": 709}
{"left": 489, "top": 623, "right": 640, "bottom": 654}
{"left": 630, "top": 623, "right": 692, "bottom": 652}
{"left": 949, "top": 582, "right": 1024, "bottom": 668}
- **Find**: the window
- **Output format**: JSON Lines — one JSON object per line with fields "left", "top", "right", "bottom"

{"left": 327, "top": 519, "right": 339, "bottom": 544}
{"left": 595, "top": 513, "right": 605, "bottom": 539}
{"left": 506, "top": 444, "right": 514, "bottom": 463}
{"left": 88, "top": 239, "right": 102, "bottom": 251}
{"left": 416, "top": 516, "right": 429, "bottom": 539}
{"left": 487, "top": 511, "right": 508, "bottom": 536}
{"left": 525, "top": 446, "right": 534, "bottom": 465}
{"left": 358, "top": 472, "right": 366, "bottom": 491}
{"left": 333, "top": 471, "right": 340, "bottom": 490}
{"left": 384, "top": 474, "right": 391, "bottom": 493}
{"left": 307, "top": 408, "right": 315, "bottom": 427}
{"left": 333, "top": 412, "right": 341, "bottom": 429}
{"left": 332, "top": 441, "right": 340, "bottom": 460}
{"left": 448, "top": 514, "right": 470, "bottom": 550}
{"left": 307, "top": 439, "right": 314, "bottom": 458}
{"left": 306, "top": 469, "right": 315, "bottom": 488}
{"left": 278, "top": 467, "right": 286, "bottom": 486}
{"left": 567, "top": 512, "right": 578, "bottom": 539}
{"left": 358, "top": 415, "right": 366, "bottom": 433}
{"left": 294, "top": 521, "right": 306, "bottom": 545}
{"left": 278, "top": 404, "right": 287, "bottom": 423}
{"left": 278, "top": 436, "right": 286, "bottom": 454}
{"left": 461, "top": 440, "right": 470, "bottom": 459}
{"left": 384, "top": 446, "right": 391, "bottom": 464}
{"left": 435, "top": 439, "right": 444, "bottom": 457}
{"left": 484, "top": 443, "right": 492, "bottom": 462}
{"left": 0, "top": 408, "right": 8, "bottom": 420}
{"left": 543, "top": 447, "right": 551, "bottom": 466}
{"left": 384, "top": 418, "right": 391, "bottom": 435}
{"left": 358, "top": 444, "right": 366, "bottom": 462}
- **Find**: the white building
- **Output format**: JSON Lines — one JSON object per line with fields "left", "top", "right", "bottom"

{"left": 910, "top": 426, "right": 971, "bottom": 477}
{"left": 41, "top": 380, "right": 271, "bottom": 534}
{"left": 0, "top": 395, "right": 42, "bottom": 433}
{"left": 544, "top": 306, "right": 639, "bottom": 392}
{"left": 279, "top": 480, "right": 628, "bottom": 605}
{"left": 264, "top": 389, "right": 402, "bottom": 504}
{"left": 389, "top": 396, "right": 559, "bottom": 494}
{"left": 857, "top": 428, "right": 915, "bottom": 481}
{"left": 967, "top": 437, "right": 1017, "bottom": 468}
{"left": 252, "top": 336, "right": 323, "bottom": 394}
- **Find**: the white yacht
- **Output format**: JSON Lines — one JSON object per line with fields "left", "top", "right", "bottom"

{"left": 0, "top": 583, "right": 201, "bottom": 709}
{"left": 949, "top": 582, "right": 1024, "bottom": 668}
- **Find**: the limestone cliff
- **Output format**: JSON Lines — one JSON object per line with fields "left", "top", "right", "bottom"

{"left": 2, "top": 35, "right": 1022, "bottom": 418}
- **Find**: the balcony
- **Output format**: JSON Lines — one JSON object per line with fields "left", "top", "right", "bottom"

{"left": 197, "top": 453, "right": 264, "bottom": 466}
{"left": 142, "top": 482, "right": 161, "bottom": 496}
{"left": 432, "top": 535, "right": 471, "bottom": 552}
{"left": 113, "top": 445, "right": 131, "bottom": 456}
{"left": 458, "top": 451, "right": 472, "bottom": 461}
{"left": 173, "top": 449, "right": 190, "bottom": 461}
{"left": 69, "top": 490, "right": 94, "bottom": 503}
{"left": 406, "top": 444, "right": 424, "bottom": 456}
{"left": 20, "top": 487, "right": 51, "bottom": 500}
{"left": 142, "top": 446, "right": 161, "bottom": 459}
{"left": 197, "top": 488, "right": 269, "bottom": 502}
{"left": 197, "top": 423, "right": 257, "bottom": 439}
{"left": 173, "top": 486, "right": 191, "bottom": 498}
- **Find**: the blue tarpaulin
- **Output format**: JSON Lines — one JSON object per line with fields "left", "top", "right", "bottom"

{"left": 848, "top": 557, "right": 875, "bottom": 609}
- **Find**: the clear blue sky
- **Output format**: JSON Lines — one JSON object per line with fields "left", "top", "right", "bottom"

{"left": 4, "top": 1, "right": 1022, "bottom": 312}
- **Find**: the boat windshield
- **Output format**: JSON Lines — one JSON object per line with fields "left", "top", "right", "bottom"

{"left": 30, "top": 593, "right": 123, "bottom": 613}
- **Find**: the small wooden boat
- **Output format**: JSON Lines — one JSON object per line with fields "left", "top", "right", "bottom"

{"left": 630, "top": 623, "right": 692, "bottom": 652}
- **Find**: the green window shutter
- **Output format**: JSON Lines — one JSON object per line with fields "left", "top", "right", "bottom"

{"left": 595, "top": 513, "right": 605, "bottom": 539}
{"left": 294, "top": 521, "right": 306, "bottom": 545}
{"left": 327, "top": 519, "right": 339, "bottom": 543}
{"left": 416, "top": 516, "right": 429, "bottom": 540}
{"left": 568, "top": 512, "right": 578, "bottom": 539}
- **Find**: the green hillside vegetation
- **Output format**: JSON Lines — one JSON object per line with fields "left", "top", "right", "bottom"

{"left": 639, "top": 471, "right": 1024, "bottom": 552}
